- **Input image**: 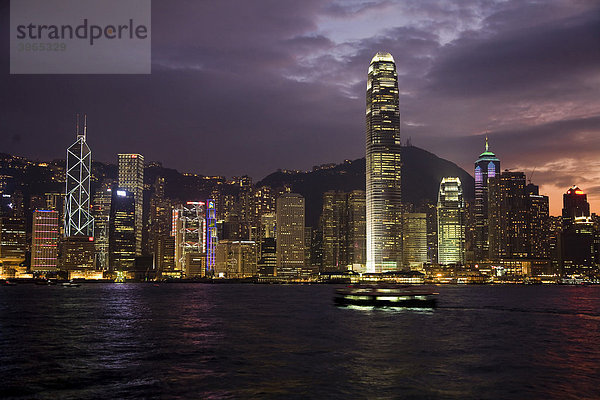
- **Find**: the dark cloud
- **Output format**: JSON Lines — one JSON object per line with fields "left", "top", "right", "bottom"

{"left": 427, "top": 9, "right": 600, "bottom": 97}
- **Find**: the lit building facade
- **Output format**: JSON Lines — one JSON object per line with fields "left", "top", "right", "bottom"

{"left": 118, "top": 154, "right": 144, "bottom": 255}
{"left": 215, "top": 240, "right": 258, "bottom": 278}
{"left": 0, "top": 216, "right": 27, "bottom": 271}
{"left": 92, "top": 182, "right": 113, "bottom": 270}
{"left": 347, "top": 190, "right": 367, "bottom": 268}
{"left": 561, "top": 186, "right": 595, "bottom": 277}
{"left": 403, "top": 213, "right": 428, "bottom": 268}
{"left": 31, "top": 210, "right": 59, "bottom": 272}
{"left": 60, "top": 236, "right": 95, "bottom": 271}
{"left": 109, "top": 189, "right": 136, "bottom": 271}
{"left": 474, "top": 137, "right": 500, "bottom": 262}
{"left": 321, "top": 190, "right": 366, "bottom": 272}
{"left": 206, "top": 199, "right": 217, "bottom": 276}
{"left": 437, "top": 177, "right": 465, "bottom": 265}
{"left": 526, "top": 184, "right": 550, "bottom": 260}
{"left": 173, "top": 202, "right": 206, "bottom": 278}
{"left": 148, "top": 177, "right": 174, "bottom": 274}
{"left": 276, "top": 193, "right": 305, "bottom": 278}
{"left": 488, "top": 171, "right": 528, "bottom": 261}
{"left": 366, "top": 52, "right": 402, "bottom": 272}
{"left": 64, "top": 116, "right": 93, "bottom": 237}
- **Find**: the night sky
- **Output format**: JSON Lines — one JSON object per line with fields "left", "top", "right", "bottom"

{"left": 1, "top": 0, "right": 599, "bottom": 215}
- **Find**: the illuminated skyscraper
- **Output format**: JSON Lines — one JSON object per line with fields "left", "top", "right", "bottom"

{"left": 31, "top": 210, "right": 59, "bottom": 272}
{"left": 321, "top": 190, "right": 366, "bottom": 272}
{"left": 64, "top": 115, "right": 93, "bottom": 237}
{"left": 118, "top": 154, "right": 144, "bottom": 255}
{"left": 276, "top": 193, "right": 305, "bottom": 278}
{"left": 488, "top": 171, "right": 528, "bottom": 265}
{"left": 321, "top": 191, "right": 348, "bottom": 272}
{"left": 206, "top": 199, "right": 217, "bottom": 276}
{"left": 437, "top": 177, "right": 465, "bottom": 265}
{"left": 561, "top": 186, "right": 594, "bottom": 277}
{"left": 148, "top": 177, "right": 174, "bottom": 274}
{"left": 109, "top": 189, "right": 136, "bottom": 271}
{"left": 215, "top": 240, "right": 258, "bottom": 278}
{"left": 474, "top": 137, "right": 500, "bottom": 262}
{"left": 366, "top": 52, "right": 402, "bottom": 272}
{"left": 92, "top": 181, "right": 113, "bottom": 270}
{"left": 562, "top": 186, "right": 590, "bottom": 227}
{"left": 403, "top": 213, "right": 428, "bottom": 268}
{"left": 173, "top": 201, "right": 205, "bottom": 278}
{"left": 0, "top": 216, "right": 27, "bottom": 271}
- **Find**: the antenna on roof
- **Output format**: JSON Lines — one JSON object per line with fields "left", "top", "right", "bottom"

{"left": 528, "top": 167, "right": 536, "bottom": 184}
{"left": 83, "top": 114, "right": 87, "bottom": 139}
{"left": 76, "top": 113, "right": 80, "bottom": 136}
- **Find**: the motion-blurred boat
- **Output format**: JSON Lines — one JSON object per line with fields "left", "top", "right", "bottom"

{"left": 334, "top": 285, "right": 438, "bottom": 308}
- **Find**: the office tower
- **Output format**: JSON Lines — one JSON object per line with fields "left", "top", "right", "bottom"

{"left": 437, "top": 177, "right": 465, "bottom": 265}
{"left": 562, "top": 186, "right": 590, "bottom": 227}
{"left": 215, "top": 240, "right": 258, "bottom": 278}
{"left": 366, "top": 52, "right": 402, "bottom": 273}
{"left": 118, "top": 154, "right": 144, "bottom": 255}
{"left": 561, "top": 186, "right": 594, "bottom": 277}
{"left": 44, "top": 192, "right": 62, "bottom": 212}
{"left": 92, "top": 181, "right": 113, "bottom": 270}
{"left": 347, "top": 190, "right": 367, "bottom": 268}
{"left": 0, "top": 216, "right": 27, "bottom": 272}
{"left": 257, "top": 212, "right": 276, "bottom": 276}
{"left": 173, "top": 202, "right": 205, "bottom": 278}
{"left": 276, "top": 193, "right": 305, "bottom": 278}
{"left": 60, "top": 236, "right": 95, "bottom": 271}
{"left": 258, "top": 237, "right": 277, "bottom": 276}
{"left": 303, "top": 226, "right": 314, "bottom": 277}
{"left": 526, "top": 184, "right": 550, "bottom": 259}
{"left": 321, "top": 190, "right": 367, "bottom": 272}
{"left": 548, "top": 216, "right": 563, "bottom": 276}
{"left": 109, "top": 189, "right": 136, "bottom": 271}
{"left": 206, "top": 199, "right": 217, "bottom": 276}
{"left": 64, "top": 116, "right": 93, "bottom": 237}
{"left": 474, "top": 137, "right": 500, "bottom": 262}
{"left": 31, "top": 210, "right": 59, "bottom": 273}
{"left": 525, "top": 183, "right": 551, "bottom": 276}
{"left": 403, "top": 213, "right": 428, "bottom": 268}
{"left": 236, "top": 176, "right": 255, "bottom": 240}
{"left": 488, "top": 171, "right": 528, "bottom": 261}
{"left": 148, "top": 177, "right": 174, "bottom": 274}
{"left": 254, "top": 186, "right": 276, "bottom": 221}
{"left": 321, "top": 191, "right": 348, "bottom": 272}
{"left": 260, "top": 212, "right": 276, "bottom": 239}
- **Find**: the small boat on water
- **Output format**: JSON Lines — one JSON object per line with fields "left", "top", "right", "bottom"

{"left": 334, "top": 285, "right": 438, "bottom": 308}
{"left": 2, "top": 280, "right": 17, "bottom": 286}
{"left": 62, "top": 280, "right": 81, "bottom": 287}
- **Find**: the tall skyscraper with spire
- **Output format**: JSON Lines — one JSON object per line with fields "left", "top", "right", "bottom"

{"left": 64, "top": 115, "right": 94, "bottom": 237}
{"left": 474, "top": 136, "right": 500, "bottom": 262}
{"left": 366, "top": 52, "right": 402, "bottom": 272}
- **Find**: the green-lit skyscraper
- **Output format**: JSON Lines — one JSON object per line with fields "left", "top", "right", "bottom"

{"left": 366, "top": 52, "right": 402, "bottom": 273}
{"left": 437, "top": 177, "right": 465, "bottom": 265}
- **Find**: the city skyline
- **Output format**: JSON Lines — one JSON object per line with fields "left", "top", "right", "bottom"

{"left": 1, "top": 0, "right": 598, "bottom": 216}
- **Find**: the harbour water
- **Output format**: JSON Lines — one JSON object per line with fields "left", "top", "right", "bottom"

{"left": 1, "top": 284, "right": 599, "bottom": 399}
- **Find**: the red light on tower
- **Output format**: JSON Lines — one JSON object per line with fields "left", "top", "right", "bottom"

{"left": 88, "top": 237, "right": 94, "bottom": 242}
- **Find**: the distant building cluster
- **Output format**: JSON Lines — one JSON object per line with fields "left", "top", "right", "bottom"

{"left": 1, "top": 53, "right": 599, "bottom": 283}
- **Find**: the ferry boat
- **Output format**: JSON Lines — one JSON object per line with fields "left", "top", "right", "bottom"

{"left": 334, "top": 285, "right": 438, "bottom": 308}
{"left": 61, "top": 280, "right": 81, "bottom": 287}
